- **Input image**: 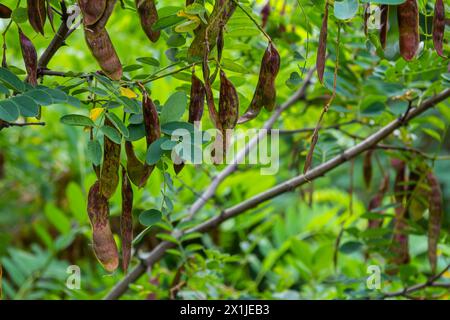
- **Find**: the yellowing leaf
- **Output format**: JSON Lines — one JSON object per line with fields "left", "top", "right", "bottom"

{"left": 90, "top": 108, "right": 105, "bottom": 121}
{"left": 120, "top": 87, "right": 138, "bottom": 99}
{"left": 177, "top": 10, "right": 201, "bottom": 22}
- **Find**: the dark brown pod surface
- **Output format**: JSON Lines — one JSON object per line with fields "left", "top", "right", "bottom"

{"left": 125, "top": 141, "right": 152, "bottom": 187}
{"left": 219, "top": 70, "right": 239, "bottom": 131}
{"left": 427, "top": 172, "right": 443, "bottom": 274}
{"left": 433, "top": 0, "right": 446, "bottom": 57}
{"left": 0, "top": 4, "right": 12, "bottom": 19}
{"left": 78, "top": 0, "right": 108, "bottom": 26}
{"left": 316, "top": 2, "right": 329, "bottom": 84}
{"left": 19, "top": 29, "right": 38, "bottom": 87}
{"left": 142, "top": 92, "right": 161, "bottom": 147}
{"left": 121, "top": 167, "right": 133, "bottom": 273}
{"left": 87, "top": 181, "right": 119, "bottom": 272}
{"left": 398, "top": 0, "right": 419, "bottom": 61}
{"left": 136, "top": 0, "right": 161, "bottom": 43}
{"left": 27, "top": 0, "right": 46, "bottom": 35}
{"left": 380, "top": 5, "right": 389, "bottom": 49}
{"left": 239, "top": 42, "right": 280, "bottom": 124}
{"left": 100, "top": 118, "right": 121, "bottom": 199}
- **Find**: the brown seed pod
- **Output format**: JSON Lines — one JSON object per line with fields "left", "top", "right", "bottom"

{"left": 125, "top": 141, "right": 152, "bottom": 187}
{"left": 136, "top": 0, "right": 160, "bottom": 43}
{"left": 316, "top": 2, "right": 329, "bottom": 84}
{"left": 363, "top": 3, "right": 369, "bottom": 35}
{"left": 261, "top": 1, "right": 271, "bottom": 29}
{"left": 380, "top": 5, "right": 389, "bottom": 49}
{"left": 19, "top": 29, "right": 38, "bottom": 87}
{"left": 427, "top": 172, "right": 443, "bottom": 274}
{"left": 78, "top": 0, "right": 107, "bottom": 26}
{"left": 189, "top": 73, "right": 206, "bottom": 125}
{"left": 363, "top": 150, "right": 373, "bottom": 189}
{"left": 46, "top": 0, "right": 55, "bottom": 32}
{"left": 239, "top": 42, "right": 280, "bottom": 124}
{"left": 27, "top": 0, "right": 46, "bottom": 35}
{"left": 0, "top": 4, "right": 12, "bottom": 19}
{"left": 406, "top": 166, "right": 429, "bottom": 221}
{"left": 397, "top": 0, "right": 419, "bottom": 61}
{"left": 142, "top": 92, "right": 161, "bottom": 147}
{"left": 121, "top": 167, "right": 133, "bottom": 273}
{"left": 85, "top": 28, "right": 123, "bottom": 80}
{"left": 87, "top": 181, "right": 119, "bottom": 272}
{"left": 433, "top": 0, "right": 446, "bottom": 58}
{"left": 100, "top": 118, "right": 121, "bottom": 199}
{"left": 219, "top": 70, "right": 239, "bottom": 132}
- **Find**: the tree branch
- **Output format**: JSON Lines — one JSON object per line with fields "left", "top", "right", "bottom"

{"left": 104, "top": 88, "right": 450, "bottom": 300}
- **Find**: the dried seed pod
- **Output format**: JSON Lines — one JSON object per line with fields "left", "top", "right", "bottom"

{"left": 407, "top": 167, "right": 429, "bottom": 221}
{"left": 189, "top": 73, "right": 206, "bottom": 125}
{"left": 397, "top": 0, "right": 419, "bottom": 61}
{"left": 125, "top": 141, "right": 152, "bottom": 187}
{"left": 136, "top": 0, "right": 160, "bottom": 43}
{"left": 427, "top": 172, "right": 443, "bottom": 274}
{"left": 261, "top": 1, "right": 271, "bottom": 29}
{"left": 100, "top": 118, "right": 121, "bottom": 199}
{"left": 389, "top": 159, "right": 410, "bottom": 271}
{"left": 239, "top": 42, "right": 280, "bottom": 124}
{"left": 19, "top": 29, "right": 38, "bottom": 87}
{"left": 0, "top": 4, "right": 12, "bottom": 19}
{"left": 27, "top": 0, "right": 46, "bottom": 35}
{"left": 219, "top": 70, "right": 239, "bottom": 132}
{"left": 363, "top": 3, "right": 369, "bottom": 35}
{"left": 363, "top": 150, "right": 373, "bottom": 189}
{"left": 380, "top": 5, "right": 389, "bottom": 49}
{"left": 433, "top": 0, "right": 446, "bottom": 57}
{"left": 87, "top": 181, "right": 119, "bottom": 272}
{"left": 142, "top": 92, "right": 161, "bottom": 147}
{"left": 85, "top": 28, "right": 123, "bottom": 80}
{"left": 121, "top": 167, "right": 133, "bottom": 273}
{"left": 316, "top": 2, "right": 329, "bottom": 84}
{"left": 78, "top": 0, "right": 107, "bottom": 26}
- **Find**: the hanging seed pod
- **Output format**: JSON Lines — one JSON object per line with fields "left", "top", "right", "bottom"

{"left": 121, "top": 167, "right": 133, "bottom": 273}
{"left": 100, "top": 118, "right": 121, "bottom": 199}
{"left": 87, "top": 181, "right": 119, "bottom": 272}
{"left": 27, "top": 0, "right": 46, "bottom": 35}
{"left": 18, "top": 29, "right": 38, "bottom": 87}
{"left": 85, "top": 28, "right": 123, "bottom": 80}
{"left": 136, "top": 0, "right": 161, "bottom": 43}
{"left": 189, "top": 73, "right": 206, "bottom": 125}
{"left": 316, "top": 2, "right": 329, "bottom": 84}
{"left": 142, "top": 92, "right": 161, "bottom": 147}
{"left": 219, "top": 70, "right": 239, "bottom": 133}
{"left": 46, "top": 0, "right": 55, "bottom": 32}
{"left": 427, "top": 172, "right": 443, "bottom": 274}
{"left": 407, "top": 167, "right": 429, "bottom": 221}
{"left": 261, "top": 1, "right": 271, "bottom": 29}
{"left": 433, "top": 0, "right": 446, "bottom": 57}
{"left": 380, "top": 5, "right": 389, "bottom": 49}
{"left": 368, "top": 174, "right": 390, "bottom": 229}
{"left": 125, "top": 141, "right": 152, "bottom": 187}
{"left": 239, "top": 42, "right": 280, "bottom": 124}
{"left": 389, "top": 159, "right": 410, "bottom": 271}
{"left": 397, "top": 0, "right": 419, "bottom": 61}
{"left": 363, "top": 150, "right": 373, "bottom": 189}
{"left": 78, "top": 0, "right": 107, "bottom": 26}
{"left": 0, "top": 4, "right": 12, "bottom": 19}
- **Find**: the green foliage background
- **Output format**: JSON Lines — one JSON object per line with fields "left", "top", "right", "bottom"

{"left": 0, "top": 0, "right": 449, "bottom": 299}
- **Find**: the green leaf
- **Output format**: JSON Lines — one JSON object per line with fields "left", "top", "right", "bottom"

{"left": 11, "top": 7, "right": 27, "bottom": 23}
{"left": 87, "top": 140, "right": 102, "bottom": 166}
{"left": 160, "top": 91, "right": 187, "bottom": 124}
{"left": 0, "top": 100, "right": 19, "bottom": 122}
{"left": 153, "top": 15, "right": 185, "bottom": 31}
{"left": 25, "top": 89, "right": 53, "bottom": 106}
{"left": 0, "top": 67, "right": 25, "bottom": 92}
{"left": 334, "top": 0, "right": 359, "bottom": 20}
{"left": 146, "top": 137, "right": 168, "bottom": 165}
{"left": 12, "top": 95, "right": 40, "bottom": 117}
{"left": 136, "top": 57, "right": 160, "bottom": 67}
{"left": 101, "top": 125, "right": 122, "bottom": 144}
{"left": 44, "top": 203, "right": 71, "bottom": 235}
{"left": 106, "top": 112, "right": 130, "bottom": 138}
{"left": 339, "top": 241, "right": 363, "bottom": 254}
{"left": 360, "top": 0, "right": 405, "bottom": 4}
{"left": 60, "top": 114, "right": 95, "bottom": 127}
{"left": 139, "top": 209, "right": 162, "bottom": 227}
